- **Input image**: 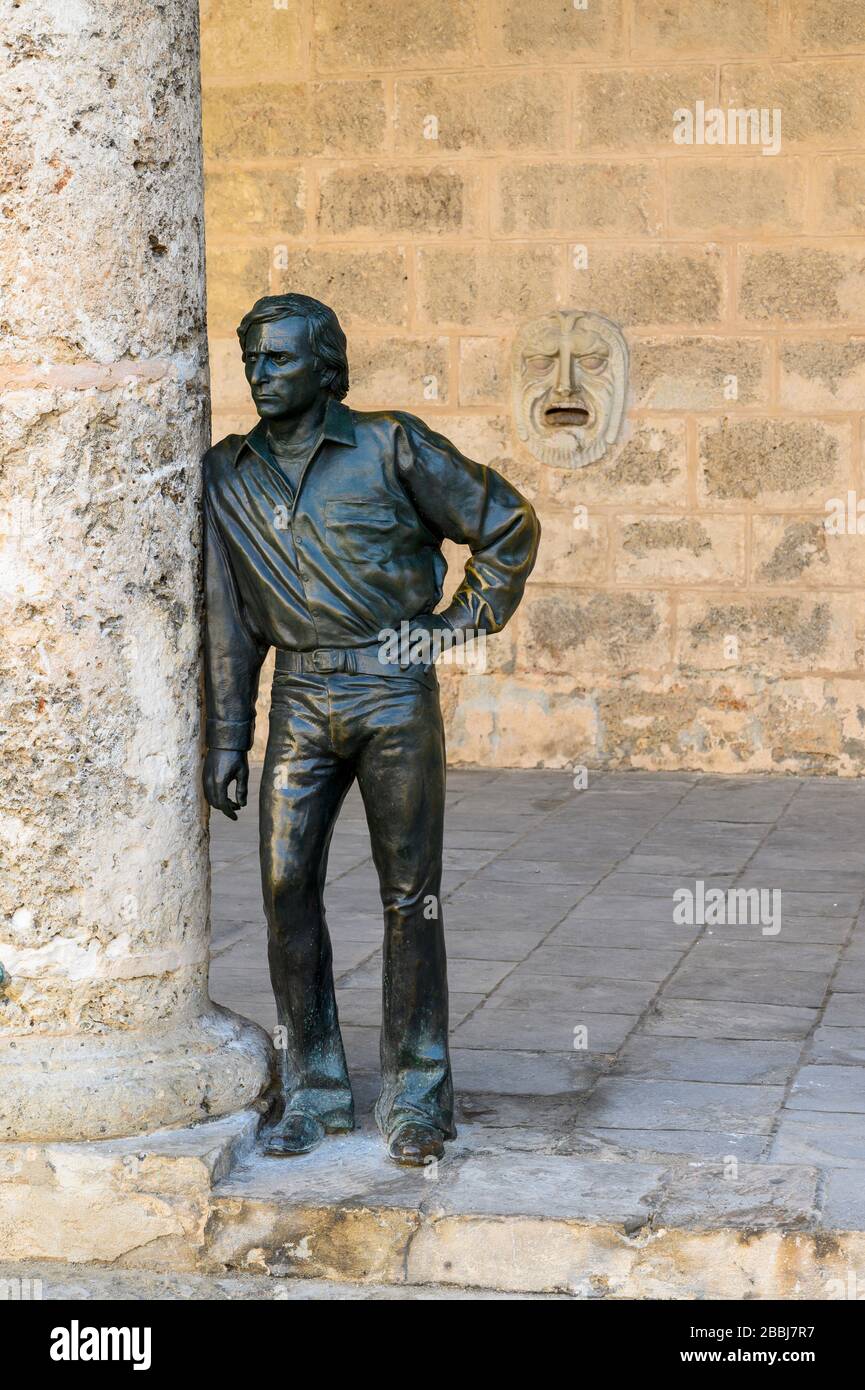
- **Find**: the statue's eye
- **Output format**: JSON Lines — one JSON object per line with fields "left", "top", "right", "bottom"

{"left": 524, "top": 355, "right": 553, "bottom": 375}
{"left": 581, "top": 355, "right": 607, "bottom": 373}
{"left": 271, "top": 354, "right": 292, "bottom": 366}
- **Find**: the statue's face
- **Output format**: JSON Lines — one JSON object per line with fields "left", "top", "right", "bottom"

{"left": 243, "top": 317, "right": 324, "bottom": 421}
{"left": 512, "top": 310, "right": 628, "bottom": 467}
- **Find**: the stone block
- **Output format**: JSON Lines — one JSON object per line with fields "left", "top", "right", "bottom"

{"left": 789, "top": 0, "right": 865, "bottom": 53}
{"left": 527, "top": 505, "right": 609, "bottom": 585}
{"left": 205, "top": 169, "right": 305, "bottom": 238}
{"left": 721, "top": 61, "right": 865, "bottom": 148}
{"left": 272, "top": 248, "right": 408, "bottom": 327}
{"left": 629, "top": 335, "right": 771, "bottom": 408}
{"left": 752, "top": 516, "right": 865, "bottom": 587}
{"left": 492, "top": 161, "right": 663, "bottom": 237}
{"left": 206, "top": 248, "right": 270, "bottom": 334}
{"left": 569, "top": 245, "right": 725, "bottom": 327}
{"left": 394, "top": 72, "right": 567, "bottom": 154}
{"left": 202, "top": 82, "right": 386, "bottom": 161}
{"left": 313, "top": 0, "right": 481, "bottom": 72}
{"left": 200, "top": 0, "right": 304, "bottom": 85}
{"left": 442, "top": 674, "right": 597, "bottom": 769}
{"left": 612, "top": 515, "right": 746, "bottom": 585}
{"left": 633, "top": 0, "right": 773, "bottom": 55}
{"left": 318, "top": 165, "right": 481, "bottom": 238}
{"left": 458, "top": 337, "right": 508, "bottom": 407}
{"left": 738, "top": 244, "right": 865, "bottom": 324}
{"left": 516, "top": 590, "right": 674, "bottom": 677}
{"left": 814, "top": 157, "right": 865, "bottom": 233}
{"left": 779, "top": 338, "right": 865, "bottom": 408}
{"left": 417, "top": 244, "right": 563, "bottom": 328}
{"left": 574, "top": 66, "right": 715, "bottom": 151}
{"left": 674, "top": 592, "right": 864, "bottom": 674}
{"left": 667, "top": 158, "right": 806, "bottom": 235}
{"left": 697, "top": 417, "right": 850, "bottom": 506}
{"left": 547, "top": 421, "right": 689, "bottom": 507}
{"left": 346, "top": 335, "right": 450, "bottom": 408}
{"left": 490, "top": 0, "right": 624, "bottom": 61}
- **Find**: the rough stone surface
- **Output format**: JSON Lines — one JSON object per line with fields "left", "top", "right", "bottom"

{"left": 200, "top": 2, "right": 865, "bottom": 775}
{"left": 6, "top": 770, "right": 865, "bottom": 1294}
{"left": 0, "top": 0, "right": 272, "bottom": 1140}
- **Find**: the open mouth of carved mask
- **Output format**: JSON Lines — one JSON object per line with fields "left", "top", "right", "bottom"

{"left": 542, "top": 403, "right": 592, "bottom": 429}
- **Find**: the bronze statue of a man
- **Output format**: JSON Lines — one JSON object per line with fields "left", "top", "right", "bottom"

{"left": 202, "top": 294, "right": 539, "bottom": 1165}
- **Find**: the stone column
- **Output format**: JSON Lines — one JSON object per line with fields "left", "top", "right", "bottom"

{"left": 0, "top": 0, "right": 272, "bottom": 1140}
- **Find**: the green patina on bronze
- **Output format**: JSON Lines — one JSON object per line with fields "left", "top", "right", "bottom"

{"left": 202, "top": 294, "right": 539, "bottom": 1165}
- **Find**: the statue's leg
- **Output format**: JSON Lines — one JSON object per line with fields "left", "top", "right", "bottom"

{"left": 259, "top": 674, "right": 355, "bottom": 1148}
{"left": 353, "top": 676, "right": 455, "bottom": 1148}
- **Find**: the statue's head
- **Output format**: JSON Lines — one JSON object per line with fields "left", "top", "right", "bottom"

{"left": 512, "top": 309, "right": 628, "bottom": 468}
{"left": 237, "top": 293, "right": 349, "bottom": 421}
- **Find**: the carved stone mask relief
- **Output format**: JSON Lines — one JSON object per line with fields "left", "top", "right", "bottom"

{"left": 512, "top": 309, "right": 628, "bottom": 468}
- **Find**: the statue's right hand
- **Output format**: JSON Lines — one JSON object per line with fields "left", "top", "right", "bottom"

{"left": 203, "top": 748, "right": 249, "bottom": 821}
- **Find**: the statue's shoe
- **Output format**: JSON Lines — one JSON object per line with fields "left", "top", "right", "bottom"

{"left": 264, "top": 1111, "right": 325, "bottom": 1157}
{"left": 386, "top": 1121, "right": 445, "bottom": 1167}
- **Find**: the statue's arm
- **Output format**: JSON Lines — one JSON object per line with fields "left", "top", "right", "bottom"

{"left": 396, "top": 417, "right": 541, "bottom": 634}
{"left": 202, "top": 478, "right": 268, "bottom": 818}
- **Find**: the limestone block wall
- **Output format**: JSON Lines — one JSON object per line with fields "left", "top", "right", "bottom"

{"left": 200, "top": 0, "right": 865, "bottom": 774}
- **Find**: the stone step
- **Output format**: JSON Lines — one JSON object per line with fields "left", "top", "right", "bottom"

{"left": 3, "top": 1111, "right": 863, "bottom": 1299}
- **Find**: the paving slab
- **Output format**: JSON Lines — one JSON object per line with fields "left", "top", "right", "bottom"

{"left": 195, "top": 768, "right": 865, "bottom": 1293}
{"left": 642, "top": 998, "right": 819, "bottom": 1040}
{"left": 451, "top": 1006, "right": 637, "bottom": 1053}
{"left": 615, "top": 1037, "right": 801, "bottom": 1085}
{"left": 583, "top": 1078, "right": 786, "bottom": 1134}
{"left": 786, "top": 1064, "right": 865, "bottom": 1114}
{"left": 486, "top": 972, "right": 658, "bottom": 1014}
{"left": 665, "top": 963, "right": 831, "bottom": 1009}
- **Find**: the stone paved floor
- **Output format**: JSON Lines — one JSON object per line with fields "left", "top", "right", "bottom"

{"left": 210, "top": 768, "right": 865, "bottom": 1233}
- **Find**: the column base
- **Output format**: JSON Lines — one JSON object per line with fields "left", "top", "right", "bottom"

{"left": 0, "top": 1006, "right": 275, "bottom": 1142}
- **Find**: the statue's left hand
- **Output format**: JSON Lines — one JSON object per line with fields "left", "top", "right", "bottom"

{"left": 203, "top": 748, "right": 249, "bottom": 821}
{"left": 396, "top": 613, "right": 451, "bottom": 666}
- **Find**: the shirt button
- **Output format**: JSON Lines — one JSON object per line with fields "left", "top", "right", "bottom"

{"left": 295, "top": 535, "right": 304, "bottom": 547}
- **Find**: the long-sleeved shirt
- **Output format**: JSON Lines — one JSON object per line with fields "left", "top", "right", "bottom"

{"left": 203, "top": 397, "right": 540, "bottom": 751}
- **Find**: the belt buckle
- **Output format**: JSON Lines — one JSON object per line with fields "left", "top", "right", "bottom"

{"left": 312, "top": 648, "right": 341, "bottom": 673}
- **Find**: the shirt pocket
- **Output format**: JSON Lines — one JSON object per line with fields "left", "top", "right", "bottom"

{"left": 324, "top": 500, "right": 400, "bottom": 562}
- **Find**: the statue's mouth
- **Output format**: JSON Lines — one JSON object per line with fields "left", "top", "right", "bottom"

{"left": 543, "top": 403, "right": 592, "bottom": 429}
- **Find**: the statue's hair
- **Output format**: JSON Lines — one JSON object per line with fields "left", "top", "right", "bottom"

{"left": 236, "top": 294, "right": 349, "bottom": 400}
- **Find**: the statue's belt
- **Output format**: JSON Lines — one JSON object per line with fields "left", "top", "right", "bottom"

{"left": 274, "top": 645, "right": 434, "bottom": 682}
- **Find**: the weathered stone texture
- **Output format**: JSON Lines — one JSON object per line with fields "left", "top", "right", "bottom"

{"left": 1, "top": 0, "right": 271, "bottom": 1140}
{"left": 395, "top": 73, "right": 567, "bottom": 155}
{"left": 738, "top": 246, "right": 865, "bottom": 324}
{"left": 574, "top": 67, "right": 716, "bottom": 150}
{"left": 789, "top": 0, "right": 865, "bottom": 52}
{"left": 752, "top": 517, "right": 865, "bottom": 588}
{"left": 633, "top": 0, "right": 772, "bottom": 56}
{"left": 630, "top": 337, "right": 771, "bottom": 409}
{"left": 273, "top": 248, "right": 409, "bottom": 327}
{"left": 667, "top": 160, "right": 806, "bottom": 235}
{"left": 779, "top": 339, "right": 865, "bottom": 410}
{"left": 698, "top": 419, "right": 850, "bottom": 506}
{"left": 200, "top": 0, "right": 304, "bottom": 83}
{"left": 814, "top": 157, "right": 865, "bottom": 233}
{"left": 205, "top": 170, "right": 305, "bottom": 238}
{"left": 493, "top": 162, "right": 663, "bottom": 238}
{"left": 199, "top": 1, "right": 865, "bottom": 777}
{"left": 417, "top": 245, "right": 563, "bottom": 328}
{"left": 313, "top": 0, "right": 481, "bottom": 71}
{"left": 721, "top": 62, "right": 865, "bottom": 148}
{"left": 613, "top": 516, "right": 745, "bottom": 585}
{"left": 318, "top": 166, "right": 480, "bottom": 238}
{"left": 570, "top": 246, "right": 725, "bottom": 327}
{"left": 491, "top": 0, "right": 624, "bottom": 61}
{"left": 203, "top": 83, "right": 387, "bottom": 162}
{"left": 347, "top": 336, "right": 450, "bottom": 408}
